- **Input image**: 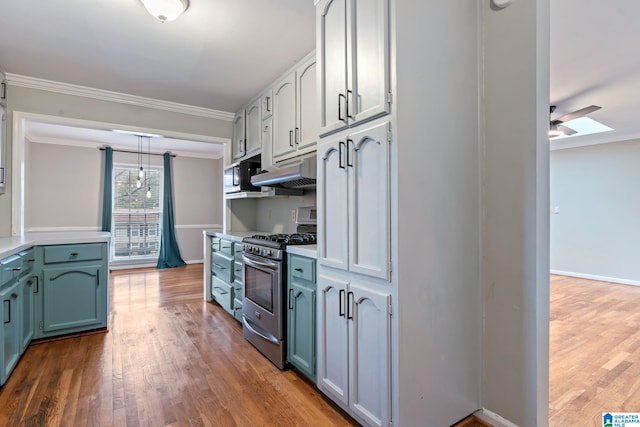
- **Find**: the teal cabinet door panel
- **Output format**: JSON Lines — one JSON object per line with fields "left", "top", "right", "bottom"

{"left": 1, "top": 280, "right": 22, "bottom": 385}
{"left": 288, "top": 281, "right": 316, "bottom": 380}
{"left": 19, "top": 275, "right": 35, "bottom": 351}
{"left": 42, "top": 264, "right": 105, "bottom": 332}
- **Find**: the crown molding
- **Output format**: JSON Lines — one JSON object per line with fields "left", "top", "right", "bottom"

{"left": 5, "top": 73, "right": 234, "bottom": 121}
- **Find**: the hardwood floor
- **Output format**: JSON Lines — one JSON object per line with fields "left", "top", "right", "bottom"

{"left": 0, "top": 264, "right": 355, "bottom": 427}
{"left": 4, "top": 267, "right": 636, "bottom": 426}
{"left": 549, "top": 274, "right": 640, "bottom": 426}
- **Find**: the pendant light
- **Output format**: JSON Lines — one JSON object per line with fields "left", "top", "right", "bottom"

{"left": 139, "top": 0, "right": 189, "bottom": 23}
{"left": 136, "top": 135, "right": 143, "bottom": 188}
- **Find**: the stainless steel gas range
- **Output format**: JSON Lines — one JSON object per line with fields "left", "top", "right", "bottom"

{"left": 241, "top": 208, "right": 316, "bottom": 369}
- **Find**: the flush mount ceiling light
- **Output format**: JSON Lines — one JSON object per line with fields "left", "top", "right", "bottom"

{"left": 139, "top": 0, "right": 189, "bottom": 23}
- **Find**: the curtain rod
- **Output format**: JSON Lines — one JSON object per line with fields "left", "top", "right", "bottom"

{"left": 98, "top": 147, "right": 176, "bottom": 157}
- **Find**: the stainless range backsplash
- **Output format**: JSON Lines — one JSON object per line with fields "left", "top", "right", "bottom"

{"left": 255, "top": 191, "right": 316, "bottom": 234}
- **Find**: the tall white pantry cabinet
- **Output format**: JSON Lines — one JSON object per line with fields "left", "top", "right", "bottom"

{"left": 315, "top": 0, "right": 393, "bottom": 426}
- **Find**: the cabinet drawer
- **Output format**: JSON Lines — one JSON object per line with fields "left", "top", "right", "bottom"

{"left": 211, "top": 276, "right": 233, "bottom": 311}
{"left": 290, "top": 255, "right": 315, "bottom": 283}
{"left": 218, "top": 239, "right": 234, "bottom": 256}
{"left": 1, "top": 255, "right": 22, "bottom": 286}
{"left": 233, "top": 306, "right": 243, "bottom": 323}
{"left": 211, "top": 237, "right": 221, "bottom": 252}
{"left": 211, "top": 252, "right": 233, "bottom": 283}
{"left": 43, "top": 244, "right": 103, "bottom": 264}
{"left": 19, "top": 249, "right": 35, "bottom": 276}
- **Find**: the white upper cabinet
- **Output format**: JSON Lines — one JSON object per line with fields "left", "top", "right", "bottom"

{"left": 317, "top": 0, "right": 390, "bottom": 136}
{"left": 318, "top": 121, "right": 391, "bottom": 281}
{"left": 295, "top": 56, "right": 318, "bottom": 153}
{"left": 0, "top": 70, "right": 6, "bottom": 107}
{"left": 232, "top": 98, "right": 262, "bottom": 162}
{"left": 272, "top": 73, "right": 297, "bottom": 161}
{"left": 0, "top": 104, "right": 6, "bottom": 195}
{"left": 261, "top": 88, "right": 273, "bottom": 121}
{"left": 272, "top": 54, "right": 318, "bottom": 165}
{"left": 244, "top": 98, "right": 262, "bottom": 158}
{"left": 232, "top": 110, "right": 246, "bottom": 162}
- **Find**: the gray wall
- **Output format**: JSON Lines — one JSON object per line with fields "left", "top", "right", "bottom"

{"left": 551, "top": 139, "right": 640, "bottom": 283}
{"left": 394, "top": 1, "right": 482, "bottom": 425}
{"left": 26, "top": 141, "right": 223, "bottom": 263}
{"left": 0, "top": 84, "right": 232, "bottom": 237}
{"left": 482, "top": 1, "right": 550, "bottom": 426}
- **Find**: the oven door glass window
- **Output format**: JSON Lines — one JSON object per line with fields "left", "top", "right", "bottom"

{"left": 245, "top": 263, "right": 274, "bottom": 313}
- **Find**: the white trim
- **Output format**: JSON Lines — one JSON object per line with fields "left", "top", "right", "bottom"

{"left": 6, "top": 73, "right": 234, "bottom": 121}
{"left": 550, "top": 270, "right": 640, "bottom": 287}
{"left": 11, "top": 110, "right": 230, "bottom": 236}
{"left": 25, "top": 226, "right": 102, "bottom": 233}
{"left": 476, "top": 409, "right": 519, "bottom": 427}
{"left": 174, "top": 224, "right": 222, "bottom": 230}
{"left": 26, "top": 135, "right": 224, "bottom": 160}
{"left": 109, "top": 260, "right": 203, "bottom": 271}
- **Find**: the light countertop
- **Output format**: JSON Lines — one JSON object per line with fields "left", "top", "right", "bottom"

{"left": 204, "top": 230, "right": 265, "bottom": 242}
{"left": 0, "top": 231, "right": 111, "bottom": 259}
{"left": 286, "top": 245, "right": 318, "bottom": 259}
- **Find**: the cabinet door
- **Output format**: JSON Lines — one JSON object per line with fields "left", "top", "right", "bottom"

{"left": 317, "top": 0, "right": 348, "bottom": 136}
{"left": 261, "top": 89, "right": 273, "bottom": 120}
{"left": 42, "top": 265, "right": 104, "bottom": 332}
{"left": 348, "top": 122, "right": 391, "bottom": 281}
{"left": 348, "top": 282, "right": 391, "bottom": 427}
{"left": 318, "top": 139, "right": 349, "bottom": 271}
{"left": 20, "top": 275, "right": 35, "bottom": 351}
{"left": 232, "top": 110, "right": 246, "bottom": 160}
{"left": 1, "top": 280, "right": 21, "bottom": 384}
{"left": 0, "top": 105, "right": 6, "bottom": 195}
{"left": 296, "top": 57, "right": 318, "bottom": 153}
{"left": 317, "top": 273, "right": 349, "bottom": 407}
{"left": 261, "top": 117, "right": 275, "bottom": 171}
{"left": 272, "top": 73, "right": 296, "bottom": 160}
{"left": 287, "top": 280, "right": 316, "bottom": 381}
{"left": 347, "top": 0, "right": 390, "bottom": 125}
{"left": 245, "top": 98, "right": 262, "bottom": 157}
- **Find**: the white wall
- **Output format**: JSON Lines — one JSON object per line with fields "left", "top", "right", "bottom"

{"left": 26, "top": 140, "right": 223, "bottom": 263}
{"left": 482, "top": 1, "right": 550, "bottom": 426}
{"left": 551, "top": 139, "right": 640, "bottom": 283}
{"left": 0, "top": 83, "right": 232, "bottom": 237}
{"left": 394, "top": 1, "right": 482, "bottom": 425}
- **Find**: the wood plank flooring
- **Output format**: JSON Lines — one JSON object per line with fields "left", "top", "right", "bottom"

{"left": 3, "top": 267, "right": 637, "bottom": 426}
{"left": 0, "top": 264, "right": 355, "bottom": 427}
{"left": 549, "top": 274, "right": 640, "bottom": 426}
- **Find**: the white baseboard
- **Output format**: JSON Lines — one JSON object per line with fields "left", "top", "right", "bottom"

{"left": 550, "top": 270, "right": 640, "bottom": 287}
{"left": 476, "top": 409, "right": 518, "bottom": 427}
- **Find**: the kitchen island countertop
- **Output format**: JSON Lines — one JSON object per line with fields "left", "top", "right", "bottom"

{"left": 0, "top": 231, "right": 111, "bottom": 259}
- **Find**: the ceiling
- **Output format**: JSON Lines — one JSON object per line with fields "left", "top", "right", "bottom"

{"left": 550, "top": 0, "right": 640, "bottom": 150}
{"left": 0, "top": 0, "right": 315, "bottom": 155}
{"left": 1, "top": 1, "right": 638, "bottom": 152}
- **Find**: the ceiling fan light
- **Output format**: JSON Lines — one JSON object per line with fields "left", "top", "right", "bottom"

{"left": 139, "top": 0, "right": 189, "bottom": 22}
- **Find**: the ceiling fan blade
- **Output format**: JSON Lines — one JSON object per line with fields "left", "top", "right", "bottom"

{"left": 556, "top": 125, "right": 577, "bottom": 136}
{"left": 554, "top": 105, "right": 601, "bottom": 124}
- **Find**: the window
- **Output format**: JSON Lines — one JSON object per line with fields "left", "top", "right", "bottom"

{"left": 111, "top": 164, "right": 162, "bottom": 263}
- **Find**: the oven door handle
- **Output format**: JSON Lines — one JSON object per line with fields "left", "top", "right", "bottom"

{"left": 243, "top": 255, "right": 279, "bottom": 270}
{"left": 242, "top": 316, "right": 279, "bottom": 345}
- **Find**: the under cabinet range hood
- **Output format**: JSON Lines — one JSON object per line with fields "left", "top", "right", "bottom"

{"left": 251, "top": 157, "right": 316, "bottom": 189}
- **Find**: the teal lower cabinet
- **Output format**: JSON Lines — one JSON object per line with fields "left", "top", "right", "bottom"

{"left": 210, "top": 237, "right": 239, "bottom": 318}
{"left": 19, "top": 274, "right": 35, "bottom": 351}
{"left": 287, "top": 254, "right": 316, "bottom": 382}
{"left": 0, "top": 278, "right": 21, "bottom": 386}
{"left": 34, "top": 243, "right": 109, "bottom": 340}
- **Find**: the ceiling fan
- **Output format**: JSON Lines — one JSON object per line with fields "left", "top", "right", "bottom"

{"left": 549, "top": 105, "right": 602, "bottom": 138}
